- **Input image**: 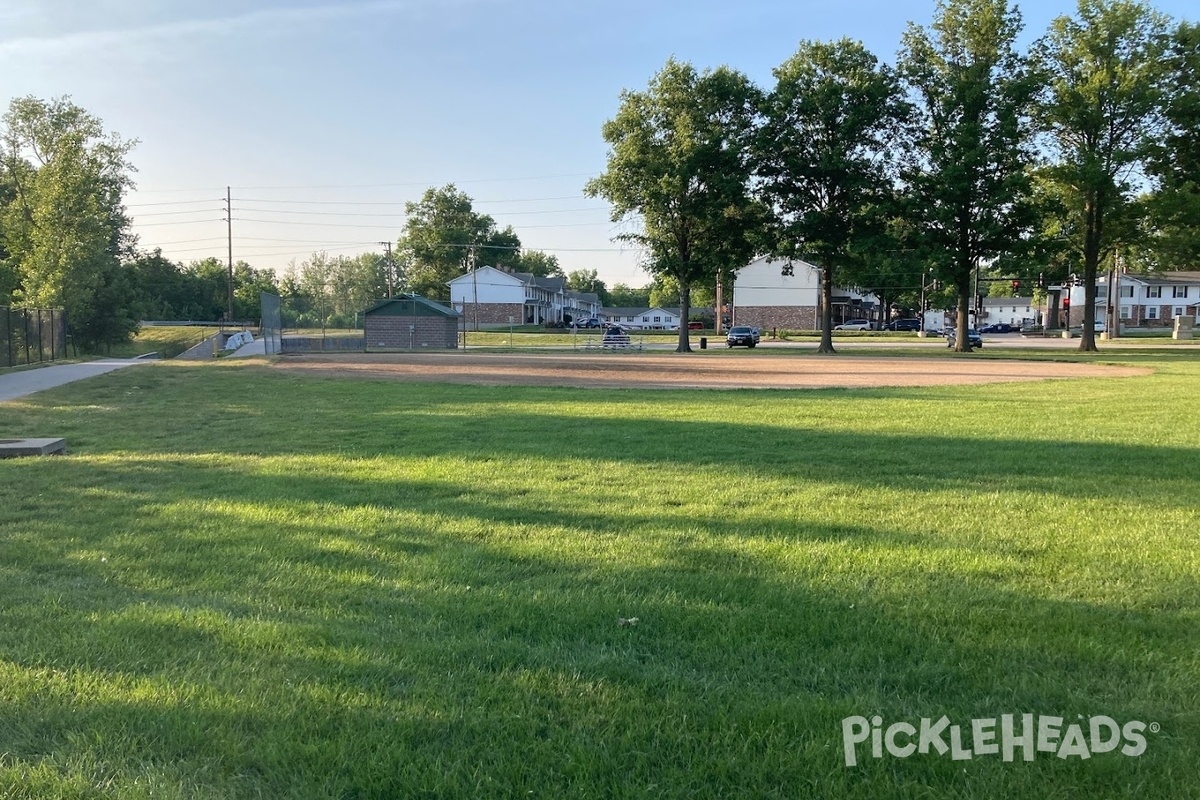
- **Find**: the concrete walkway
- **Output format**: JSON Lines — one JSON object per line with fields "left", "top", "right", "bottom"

{"left": 0, "top": 359, "right": 150, "bottom": 403}
{"left": 228, "top": 338, "right": 266, "bottom": 358}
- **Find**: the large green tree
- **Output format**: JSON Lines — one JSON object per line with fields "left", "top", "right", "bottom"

{"left": 398, "top": 185, "right": 522, "bottom": 300}
{"left": 1035, "top": 0, "right": 1170, "bottom": 350}
{"left": 898, "top": 0, "right": 1040, "bottom": 351}
{"left": 607, "top": 282, "right": 651, "bottom": 308}
{"left": 755, "top": 38, "right": 906, "bottom": 353}
{"left": 565, "top": 268, "right": 611, "bottom": 306}
{"left": 517, "top": 250, "right": 563, "bottom": 278}
{"left": 0, "top": 96, "right": 138, "bottom": 348}
{"left": 586, "top": 59, "right": 761, "bottom": 353}
{"left": 1143, "top": 20, "right": 1200, "bottom": 271}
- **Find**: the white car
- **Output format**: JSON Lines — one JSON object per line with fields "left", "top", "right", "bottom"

{"left": 834, "top": 319, "right": 872, "bottom": 331}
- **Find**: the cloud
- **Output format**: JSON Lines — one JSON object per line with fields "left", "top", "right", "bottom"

{"left": 0, "top": 0, "right": 449, "bottom": 58}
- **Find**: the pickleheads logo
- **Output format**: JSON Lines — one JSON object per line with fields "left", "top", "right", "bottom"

{"left": 841, "top": 714, "right": 1157, "bottom": 767}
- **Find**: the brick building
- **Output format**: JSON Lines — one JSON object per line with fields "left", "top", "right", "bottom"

{"left": 364, "top": 295, "right": 459, "bottom": 350}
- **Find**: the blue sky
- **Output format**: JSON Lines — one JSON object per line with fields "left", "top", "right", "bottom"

{"left": 2, "top": 0, "right": 1194, "bottom": 287}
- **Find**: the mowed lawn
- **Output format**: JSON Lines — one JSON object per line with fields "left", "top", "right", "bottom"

{"left": 1, "top": 354, "right": 1197, "bottom": 799}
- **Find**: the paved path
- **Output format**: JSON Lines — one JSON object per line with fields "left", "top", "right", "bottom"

{"left": 0, "top": 359, "right": 150, "bottom": 403}
{"left": 228, "top": 338, "right": 266, "bottom": 358}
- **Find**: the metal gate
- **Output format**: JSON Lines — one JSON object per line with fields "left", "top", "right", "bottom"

{"left": 1, "top": 307, "right": 68, "bottom": 368}
{"left": 260, "top": 292, "right": 282, "bottom": 355}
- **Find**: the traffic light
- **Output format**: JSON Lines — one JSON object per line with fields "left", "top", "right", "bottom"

{"left": 931, "top": 280, "right": 941, "bottom": 292}
{"left": 1062, "top": 296, "right": 1070, "bottom": 310}
{"left": 1037, "top": 272, "right": 1046, "bottom": 290}
{"left": 924, "top": 300, "right": 931, "bottom": 311}
{"left": 1011, "top": 280, "right": 1021, "bottom": 292}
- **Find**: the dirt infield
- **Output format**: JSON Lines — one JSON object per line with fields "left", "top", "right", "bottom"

{"left": 273, "top": 352, "right": 1149, "bottom": 390}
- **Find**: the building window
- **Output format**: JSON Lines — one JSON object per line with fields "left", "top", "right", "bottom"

{"left": 1174, "top": 306, "right": 1185, "bottom": 318}
{"left": 1120, "top": 305, "right": 1130, "bottom": 319}
{"left": 654, "top": 316, "right": 661, "bottom": 323}
{"left": 643, "top": 316, "right": 650, "bottom": 322}
{"left": 1173, "top": 285, "right": 1188, "bottom": 298}
{"left": 1119, "top": 286, "right": 1134, "bottom": 298}
{"left": 1147, "top": 286, "right": 1162, "bottom": 298}
{"left": 626, "top": 316, "right": 634, "bottom": 322}
{"left": 1147, "top": 306, "right": 1159, "bottom": 320}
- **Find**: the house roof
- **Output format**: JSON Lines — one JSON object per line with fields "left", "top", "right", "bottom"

{"left": 601, "top": 307, "right": 684, "bottom": 317}
{"left": 1100, "top": 272, "right": 1200, "bottom": 286}
{"left": 446, "top": 266, "right": 567, "bottom": 291}
{"left": 566, "top": 291, "right": 600, "bottom": 303}
{"left": 983, "top": 296, "right": 1034, "bottom": 306}
{"left": 364, "top": 294, "right": 460, "bottom": 317}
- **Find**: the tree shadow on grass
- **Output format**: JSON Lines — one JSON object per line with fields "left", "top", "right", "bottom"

{"left": 1, "top": 455, "right": 1196, "bottom": 797}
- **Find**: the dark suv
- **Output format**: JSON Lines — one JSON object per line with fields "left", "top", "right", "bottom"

{"left": 884, "top": 318, "right": 921, "bottom": 331}
{"left": 726, "top": 326, "right": 758, "bottom": 348}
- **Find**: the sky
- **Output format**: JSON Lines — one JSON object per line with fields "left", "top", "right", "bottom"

{"left": 1, "top": 0, "right": 1194, "bottom": 288}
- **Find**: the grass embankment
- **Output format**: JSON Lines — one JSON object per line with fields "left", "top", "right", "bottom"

{"left": 101, "top": 326, "right": 219, "bottom": 359}
{"left": 1, "top": 354, "right": 1198, "bottom": 798}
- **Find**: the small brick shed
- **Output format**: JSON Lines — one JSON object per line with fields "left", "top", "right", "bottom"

{"left": 364, "top": 295, "right": 460, "bottom": 350}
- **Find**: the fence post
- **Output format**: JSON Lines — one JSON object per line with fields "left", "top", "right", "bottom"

{"left": 23, "top": 309, "right": 31, "bottom": 365}
{"left": 37, "top": 309, "right": 44, "bottom": 363}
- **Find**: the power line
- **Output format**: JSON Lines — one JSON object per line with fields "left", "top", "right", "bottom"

{"left": 228, "top": 172, "right": 597, "bottom": 191}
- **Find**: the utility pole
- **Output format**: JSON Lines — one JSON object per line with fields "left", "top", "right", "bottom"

{"left": 715, "top": 272, "right": 723, "bottom": 334}
{"left": 380, "top": 241, "right": 394, "bottom": 298}
{"left": 225, "top": 186, "right": 235, "bottom": 326}
{"left": 469, "top": 245, "right": 479, "bottom": 332}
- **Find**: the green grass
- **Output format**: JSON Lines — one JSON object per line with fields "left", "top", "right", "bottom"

{"left": 1, "top": 354, "right": 1198, "bottom": 798}
{"left": 100, "top": 326, "right": 218, "bottom": 359}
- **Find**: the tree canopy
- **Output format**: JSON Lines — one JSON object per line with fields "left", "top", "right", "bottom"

{"left": 898, "top": 0, "right": 1040, "bottom": 351}
{"left": 398, "top": 184, "right": 522, "bottom": 301}
{"left": 1, "top": 95, "right": 139, "bottom": 348}
{"left": 1035, "top": 0, "right": 1170, "bottom": 351}
{"left": 586, "top": 59, "right": 762, "bottom": 352}
{"left": 755, "top": 38, "right": 906, "bottom": 353}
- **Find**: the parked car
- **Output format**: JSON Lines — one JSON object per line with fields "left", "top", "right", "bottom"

{"left": 946, "top": 328, "right": 983, "bottom": 348}
{"left": 883, "top": 318, "right": 921, "bottom": 331}
{"left": 577, "top": 317, "right": 602, "bottom": 329}
{"left": 726, "top": 326, "right": 758, "bottom": 348}
{"left": 979, "top": 322, "right": 1018, "bottom": 334}
{"left": 834, "top": 319, "right": 872, "bottom": 331}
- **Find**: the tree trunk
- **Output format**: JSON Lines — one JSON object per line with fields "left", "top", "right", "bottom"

{"left": 955, "top": 279, "right": 973, "bottom": 353}
{"left": 676, "top": 281, "right": 692, "bottom": 353}
{"left": 816, "top": 265, "right": 835, "bottom": 354}
{"left": 1078, "top": 197, "right": 1101, "bottom": 352}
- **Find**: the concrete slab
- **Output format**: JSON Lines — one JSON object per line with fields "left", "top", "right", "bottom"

{"left": 0, "top": 437, "right": 67, "bottom": 457}
{"left": 0, "top": 359, "right": 149, "bottom": 403}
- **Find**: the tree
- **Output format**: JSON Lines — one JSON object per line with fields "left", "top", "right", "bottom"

{"left": 586, "top": 59, "right": 761, "bottom": 353}
{"left": 608, "top": 282, "right": 651, "bottom": 308}
{"left": 517, "top": 250, "right": 564, "bottom": 278}
{"left": 565, "top": 268, "right": 611, "bottom": 306}
{"left": 1035, "top": 0, "right": 1170, "bottom": 351}
{"left": 1144, "top": 21, "right": 1200, "bottom": 270}
{"left": 755, "top": 38, "right": 906, "bottom": 353}
{"left": 398, "top": 185, "right": 522, "bottom": 300}
{"left": 0, "top": 96, "right": 138, "bottom": 348}
{"left": 898, "top": 0, "right": 1040, "bottom": 351}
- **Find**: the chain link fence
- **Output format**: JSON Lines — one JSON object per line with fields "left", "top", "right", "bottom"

{"left": 1, "top": 307, "right": 68, "bottom": 368}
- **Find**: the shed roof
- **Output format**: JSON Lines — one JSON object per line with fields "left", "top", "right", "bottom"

{"left": 364, "top": 294, "right": 460, "bottom": 317}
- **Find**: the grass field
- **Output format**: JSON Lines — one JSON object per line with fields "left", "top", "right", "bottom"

{"left": 1, "top": 354, "right": 1197, "bottom": 798}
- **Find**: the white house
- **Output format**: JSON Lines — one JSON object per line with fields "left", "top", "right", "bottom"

{"left": 980, "top": 296, "right": 1038, "bottom": 327}
{"left": 1069, "top": 272, "right": 1200, "bottom": 329}
{"left": 732, "top": 255, "right": 880, "bottom": 330}
{"left": 448, "top": 266, "right": 600, "bottom": 328}
{"left": 599, "top": 307, "right": 681, "bottom": 330}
